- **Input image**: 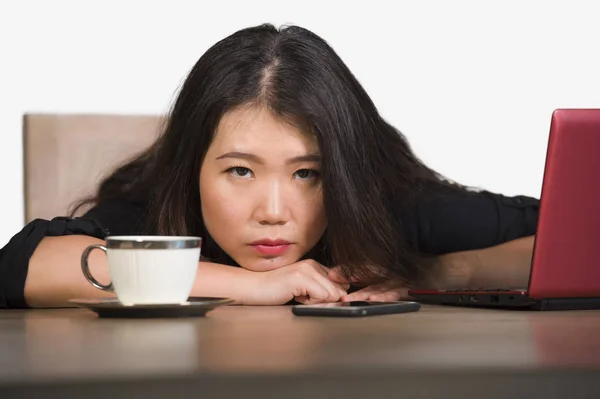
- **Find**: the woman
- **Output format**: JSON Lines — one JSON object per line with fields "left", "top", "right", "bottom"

{"left": 0, "top": 24, "right": 539, "bottom": 309}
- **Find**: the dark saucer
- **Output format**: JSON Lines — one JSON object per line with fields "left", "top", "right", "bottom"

{"left": 68, "top": 297, "right": 234, "bottom": 318}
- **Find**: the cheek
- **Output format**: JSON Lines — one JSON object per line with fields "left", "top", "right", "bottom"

{"left": 199, "top": 174, "right": 246, "bottom": 240}
{"left": 202, "top": 188, "right": 233, "bottom": 221}
{"left": 297, "top": 193, "right": 327, "bottom": 240}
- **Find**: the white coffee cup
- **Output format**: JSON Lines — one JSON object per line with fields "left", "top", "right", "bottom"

{"left": 81, "top": 236, "right": 202, "bottom": 305}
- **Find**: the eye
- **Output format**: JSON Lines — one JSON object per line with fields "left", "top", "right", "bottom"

{"left": 293, "top": 169, "right": 320, "bottom": 180}
{"left": 227, "top": 166, "right": 254, "bottom": 179}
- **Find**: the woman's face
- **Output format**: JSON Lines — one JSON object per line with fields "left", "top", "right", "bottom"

{"left": 199, "top": 106, "right": 326, "bottom": 271}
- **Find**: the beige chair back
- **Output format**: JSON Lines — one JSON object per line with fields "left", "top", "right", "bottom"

{"left": 23, "top": 114, "right": 165, "bottom": 223}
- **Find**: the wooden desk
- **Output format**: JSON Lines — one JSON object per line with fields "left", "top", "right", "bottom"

{"left": 1, "top": 304, "right": 600, "bottom": 398}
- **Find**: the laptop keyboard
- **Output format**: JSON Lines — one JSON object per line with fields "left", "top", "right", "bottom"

{"left": 442, "top": 288, "right": 527, "bottom": 292}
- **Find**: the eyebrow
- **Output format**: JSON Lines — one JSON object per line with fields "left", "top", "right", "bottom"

{"left": 216, "top": 151, "right": 321, "bottom": 165}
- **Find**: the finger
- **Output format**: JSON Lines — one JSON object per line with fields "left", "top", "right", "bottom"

{"left": 307, "top": 275, "right": 346, "bottom": 304}
{"left": 332, "top": 280, "right": 350, "bottom": 291}
{"left": 369, "top": 291, "right": 402, "bottom": 302}
{"left": 291, "top": 275, "right": 330, "bottom": 303}
{"left": 327, "top": 266, "right": 349, "bottom": 283}
{"left": 299, "top": 269, "right": 347, "bottom": 303}
{"left": 337, "top": 282, "right": 350, "bottom": 294}
{"left": 311, "top": 260, "right": 350, "bottom": 295}
{"left": 341, "top": 283, "right": 390, "bottom": 302}
{"left": 323, "top": 278, "right": 349, "bottom": 297}
{"left": 297, "top": 260, "right": 347, "bottom": 303}
{"left": 294, "top": 295, "right": 310, "bottom": 304}
{"left": 369, "top": 285, "right": 410, "bottom": 301}
{"left": 314, "top": 273, "right": 347, "bottom": 302}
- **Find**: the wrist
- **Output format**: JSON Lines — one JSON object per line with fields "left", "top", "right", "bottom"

{"left": 192, "top": 261, "right": 258, "bottom": 305}
{"left": 233, "top": 268, "right": 263, "bottom": 305}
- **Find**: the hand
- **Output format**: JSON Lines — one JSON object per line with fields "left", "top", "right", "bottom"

{"left": 243, "top": 259, "right": 348, "bottom": 305}
{"left": 328, "top": 267, "right": 409, "bottom": 302}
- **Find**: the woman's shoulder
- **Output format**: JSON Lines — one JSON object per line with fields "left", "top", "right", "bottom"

{"left": 396, "top": 184, "right": 540, "bottom": 254}
{"left": 82, "top": 200, "right": 148, "bottom": 236}
{"left": 417, "top": 186, "right": 540, "bottom": 209}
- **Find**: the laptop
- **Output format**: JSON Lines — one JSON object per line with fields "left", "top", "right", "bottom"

{"left": 409, "top": 109, "right": 600, "bottom": 310}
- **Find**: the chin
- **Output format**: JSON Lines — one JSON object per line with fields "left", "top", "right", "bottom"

{"left": 239, "top": 255, "right": 300, "bottom": 272}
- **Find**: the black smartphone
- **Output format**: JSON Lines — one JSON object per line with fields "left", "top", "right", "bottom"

{"left": 291, "top": 300, "right": 421, "bottom": 317}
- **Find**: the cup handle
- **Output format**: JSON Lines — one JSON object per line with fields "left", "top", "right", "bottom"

{"left": 81, "top": 244, "right": 114, "bottom": 292}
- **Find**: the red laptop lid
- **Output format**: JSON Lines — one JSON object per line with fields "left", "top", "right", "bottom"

{"left": 529, "top": 109, "right": 600, "bottom": 299}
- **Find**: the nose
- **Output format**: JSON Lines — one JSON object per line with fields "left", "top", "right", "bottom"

{"left": 256, "top": 180, "right": 289, "bottom": 225}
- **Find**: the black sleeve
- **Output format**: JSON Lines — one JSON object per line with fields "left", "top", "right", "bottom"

{"left": 0, "top": 201, "right": 147, "bottom": 309}
{"left": 81, "top": 200, "right": 147, "bottom": 236}
{"left": 400, "top": 190, "right": 540, "bottom": 255}
{"left": 0, "top": 217, "right": 108, "bottom": 309}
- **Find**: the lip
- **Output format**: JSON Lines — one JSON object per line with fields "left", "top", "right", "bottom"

{"left": 249, "top": 239, "right": 292, "bottom": 256}
{"left": 250, "top": 239, "right": 291, "bottom": 246}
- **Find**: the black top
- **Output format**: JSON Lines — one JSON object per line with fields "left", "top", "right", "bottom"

{"left": 0, "top": 190, "right": 539, "bottom": 308}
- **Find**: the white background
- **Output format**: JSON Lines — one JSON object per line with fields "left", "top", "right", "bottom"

{"left": 1, "top": 0, "right": 599, "bottom": 246}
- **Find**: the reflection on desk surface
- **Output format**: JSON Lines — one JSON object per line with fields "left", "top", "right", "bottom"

{"left": 0, "top": 304, "right": 599, "bottom": 384}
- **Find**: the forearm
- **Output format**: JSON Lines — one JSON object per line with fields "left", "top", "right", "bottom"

{"left": 433, "top": 235, "right": 535, "bottom": 289}
{"left": 25, "top": 236, "right": 114, "bottom": 308}
{"left": 468, "top": 235, "right": 535, "bottom": 288}
{"left": 25, "top": 236, "right": 254, "bottom": 308}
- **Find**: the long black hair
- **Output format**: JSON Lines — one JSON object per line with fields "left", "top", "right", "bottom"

{"left": 72, "top": 24, "right": 469, "bottom": 286}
